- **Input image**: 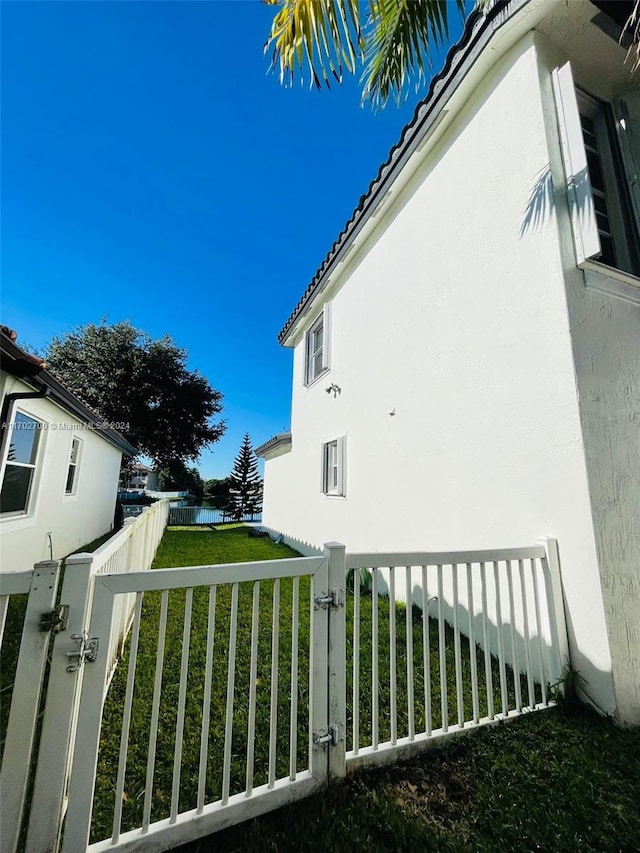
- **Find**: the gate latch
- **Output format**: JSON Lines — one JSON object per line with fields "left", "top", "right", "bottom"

{"left": 66, "top": 632, "right": 99, "bottom": 672}
{"left": 39, "top": 604, "right": 68, "bottom": 634}
{"left": 313, "top": 724, "right": 341, "bottom": 746}
{"left": 313, "top": 590, "right": 344, "bottom": 610}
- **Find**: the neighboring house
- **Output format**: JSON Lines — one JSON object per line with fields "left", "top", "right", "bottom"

{"left": 257, "top": 0, "right": 640, "bottom": 724}
{"left": 0, "top": 328, "right": 138, "bottom": 570}
{"left": 124, "top": 463, "right": 159, "bottom": 492}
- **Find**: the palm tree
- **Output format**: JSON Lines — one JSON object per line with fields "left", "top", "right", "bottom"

{"left": 264, "top": 0, "right": 639, "bottom": 109}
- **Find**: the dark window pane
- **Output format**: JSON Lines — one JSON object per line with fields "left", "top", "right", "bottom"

{"left": 0, "top": 465, "right": 33, "bottom": 514}
{"left": 580, "top": 114, "right": 595, "bottom": 136}
{"left": 598, "top": 234, "right": 617, "bottom": 267}
{"left": 9, "top": 413, "right": 40, "bottom": 465}
{"left": 65, "top": 465, "right": 76, "bottom": 494}
{"left": 593, "top": 194, "right": 609, "bottom": 216}
{"left": 586, "top": 149, "right": 605, "bottom": 191}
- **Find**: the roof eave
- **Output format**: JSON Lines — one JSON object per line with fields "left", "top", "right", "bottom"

{"left": 278, "top": 0, "right": 552, "bottom": 346}
{"left": 2, "top": 335, "right": 139, "bottom": 457}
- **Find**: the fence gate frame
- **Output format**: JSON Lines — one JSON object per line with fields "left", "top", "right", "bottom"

{"left": 2, "top": 536, "right": 569, "bottom": 853}
{"left": 0, "top": 561, "right": 62, "bottom": 853}
{"left": 57, "top": 543, "right": 346, "bottom": 853}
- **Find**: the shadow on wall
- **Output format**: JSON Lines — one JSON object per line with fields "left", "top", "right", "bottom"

{"left": 519, "top": 163, "right": 590, "bottom": 237}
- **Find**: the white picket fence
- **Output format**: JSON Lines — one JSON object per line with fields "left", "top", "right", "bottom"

{"left": 0, "top": 534, "right": 569, "bottom": 853}
{"left": 0, "top": 499, "right": 169, "bottom": 853}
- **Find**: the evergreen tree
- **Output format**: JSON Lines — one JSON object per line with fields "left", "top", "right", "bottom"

{"left": 228, "top": 434, "right": 263, "bottom": 521}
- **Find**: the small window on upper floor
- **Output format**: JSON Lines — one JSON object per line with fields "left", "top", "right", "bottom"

{"left": 304, "top": 303, "right": 331, "bottom": 386}
{"left": 552, "top": 62, "right": 640, "bottom": 278}
{"left": 0, "top": 411, "right": 42, "bottom": 516}
{"left": 65, "top": 436, "right": 82, "bottom": 495}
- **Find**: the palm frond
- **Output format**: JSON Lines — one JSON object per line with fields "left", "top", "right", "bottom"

{"left": 361, "top": 0, "right": 465, "bottom": 109}
{"left": 264, "top": 0, "right": 362, "bottom": 89}
{"left": 622, "top": 0, "right": 640, "bottom": 72}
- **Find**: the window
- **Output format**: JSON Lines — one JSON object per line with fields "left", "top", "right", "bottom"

{"left": 0, "top": 412, "right": 42, "bottom": 516}
{"left": 552, "top": 62, "right": 640, "bottom": 277}
{"left": 65, "top": 437, "right": 82, "bottom": 495}
{"left": 322, "top": 436, "right": 345, "bottom": 496}
{"left": 305, "top": 303, "right": 331, "bottom": 385}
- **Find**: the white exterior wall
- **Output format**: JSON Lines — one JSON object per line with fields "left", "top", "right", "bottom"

{"left": 263, "top": 35, "right": 616, "bottom": 713}
{"left": 0, "top": 375, "right": 123, "bottom": 570}
{"left": 534, "top": 32, "right": 640, "bottom": 723}
{"left": 564, "top": 278, "right": 640, "bottom": 724}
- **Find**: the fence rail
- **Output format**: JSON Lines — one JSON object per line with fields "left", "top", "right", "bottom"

{"left": 62, "top": 553, "right": 332, "bottom": 852}
{"left": 344, "top": 541, "right": 568, "bottom": 771}
{"left": 0, "top": 501, "right": 167, "bottom": 853}
{"left": 168, "top": 506, "right": 262, "bottom": 526}
{"left": 1, "top": 533, "right": 569, "bottom": 853}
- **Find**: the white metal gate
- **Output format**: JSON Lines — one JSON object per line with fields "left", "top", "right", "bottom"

{"left": 61, "top": 544, "right": 345, "bottom": 853}
{"left": 1, "top": 536, "right": 569, "bottom": 853}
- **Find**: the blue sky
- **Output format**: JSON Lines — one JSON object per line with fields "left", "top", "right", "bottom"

{"left": 2, "top": 0, "right": 464, "bottom": 479}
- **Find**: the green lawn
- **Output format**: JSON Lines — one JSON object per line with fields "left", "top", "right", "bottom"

{"left": 178, "top": 703, "right": 640, "bottom": 853}
{"left": 92, "top": 525, "right": 529, "bottom": 843}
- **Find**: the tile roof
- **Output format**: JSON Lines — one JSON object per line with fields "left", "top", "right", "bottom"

{"left": 278, "top": 0, "right": 524, "bottom": 344}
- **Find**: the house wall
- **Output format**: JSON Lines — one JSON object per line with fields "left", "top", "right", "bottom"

{"left": 534, "top": 34, "right": 640, "bottom": 724}
{"left": 564, "top": 279, "right": 640, "bottom": 724}
{"left": 0, "top": 375, "right": 122, "bottom": 570}
{"left": 263, "top": 35, "right": 616, "bottom": 714}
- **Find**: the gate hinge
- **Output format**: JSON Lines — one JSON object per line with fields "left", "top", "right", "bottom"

{"left": 39, "top": 604, "right": 68, "bottom": 634}
{"left": 313, "top": 723, "right": 342, "bottom": 746}
{"left": 313, "top": 590, "right": 344, "bottom": 610}
{"left": 66, "top": 632, "right": 99, "bottom": 672}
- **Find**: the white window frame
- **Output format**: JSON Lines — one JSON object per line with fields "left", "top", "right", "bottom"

{"left": 552, "top": 62, "right": 640, "bottom": 278}
{"left": 64, "top": 436, "right": 82, "bottom": 496}
{"left": 0, "top": 410, "right": 43, "bottom": 518}
{"left": 322, "top": 436, "right": 345, "bottom": 497}
{"left": 304, "top": 303, "right": 331, "bottom": 386}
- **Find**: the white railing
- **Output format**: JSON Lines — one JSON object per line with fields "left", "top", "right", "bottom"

{"left": 92, "top": 499, "right": 170, "bottom": 678}
{"left": 344, "top": 539, "right": 568, "bottom": 771}
{"left": 20, "top": 499, "right": 170, "bottom": 853}
{"left": 62, "top": 550, "right": 336, "bottom": 853}
{"left": 0, "top": 562, "right": 62, "bottom": 853}
{"left": 2, "top": 534, "right": 569, "bottom": 853}
{"left": 168, "top": 506, "right": 262, "bottom": 526}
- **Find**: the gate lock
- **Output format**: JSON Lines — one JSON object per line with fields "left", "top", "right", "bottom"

{"left": 38, "top": 605, "right": 68, "bottom": 634}
{"left": 66, "top": 631, "right": 99, "bottom": 672}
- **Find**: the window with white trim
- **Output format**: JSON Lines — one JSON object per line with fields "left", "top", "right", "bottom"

{"left": 304, "top": 303, "right": 331, "bottom": 385}
{"left": 0, "top": 411, "right": 42, "bottom": 516}
{"left": 552, "top": 62, "right": 640, "bottom": 277}
{"left": 322, "top": 436, "right": 345, "bottom": 496}
{"left": 65, "top": 436, "right": 82, "bottom": 495}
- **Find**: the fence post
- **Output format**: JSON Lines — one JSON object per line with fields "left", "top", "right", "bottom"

{"left": 25, "top": 554, "right": 95, "bottom": 853}
{"left": 310, "top": 552, "right": 329, "bottom": 784}
{"left": 325, "top": 541, "right": 346, "bottom": 780}
{"left": 0, "top": 560, "right": 62, "bottom": 853}
{"left": 538, "top": 537, "right": 570, "bottom": 693}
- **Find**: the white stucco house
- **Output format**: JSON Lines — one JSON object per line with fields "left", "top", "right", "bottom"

{"left": 257, "top": 0, "right": 640, "bottom": 724}
{"left": 124, "top": 463, "right": 159, "bottom": 493}
{"left": 0, "top": 328, "right": 138, "bottom": 570}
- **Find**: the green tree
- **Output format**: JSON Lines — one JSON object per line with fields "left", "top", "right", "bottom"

{"left": 204, "top": 477, "right": 234, "bottom": 510}
{"left": 45, "top": 321, "right": 225, "bottom": 468}
{"left": 228, "top": 434, "right": 263, "bottom": 521}
{"left": 158, "top": 462, "right": 205, "bottom": 498}
{"left": 265, "top": 0, "right": 640, "bottom": 108}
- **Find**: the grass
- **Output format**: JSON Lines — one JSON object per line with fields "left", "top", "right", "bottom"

{"left": 92, "top": 525, "right": 530, "bottom": 843}
{"left": 177, "top": 703, "right": 640, "bottom": 853}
